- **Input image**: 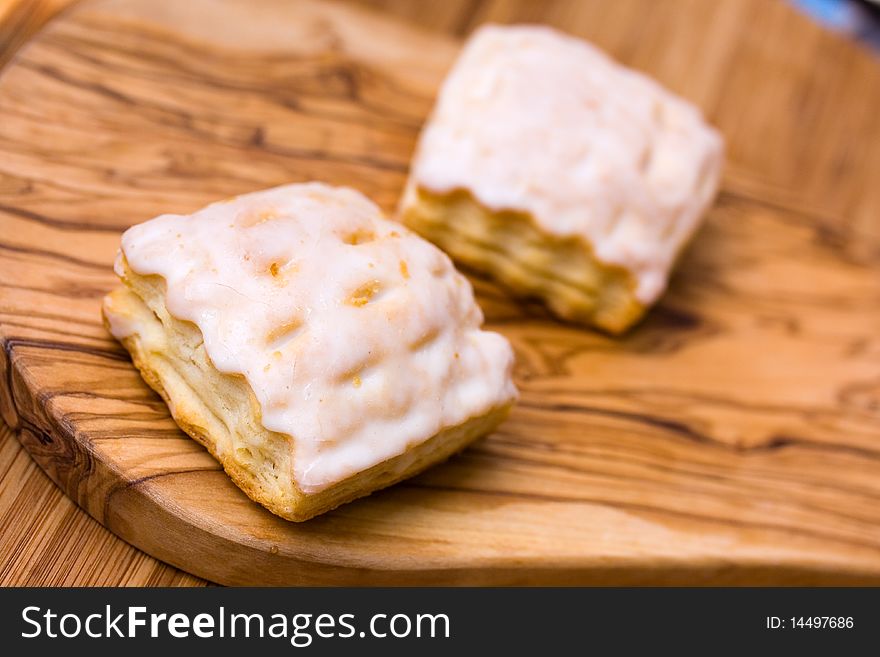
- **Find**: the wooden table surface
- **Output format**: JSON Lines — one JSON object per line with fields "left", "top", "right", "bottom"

{"left": 1, "top": 0, "right": 878, "bottom": 586}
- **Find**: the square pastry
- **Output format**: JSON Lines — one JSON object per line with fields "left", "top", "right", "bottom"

{"left": 103, "top": 183, "right": 517, "bottom": 521}
{"left": 400, "top": 25, "right": 724, "bottom": 333}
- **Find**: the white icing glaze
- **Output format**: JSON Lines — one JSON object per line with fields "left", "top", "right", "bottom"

{"left": 408, "top": 24, "right": 724, "bottom": 304}
{"left": 117, "top": 183, "right": 517, "bottom": 493}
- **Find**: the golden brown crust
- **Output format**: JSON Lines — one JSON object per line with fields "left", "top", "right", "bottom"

{"left": 401, "top": 187, "right": 646, "bottom": 333}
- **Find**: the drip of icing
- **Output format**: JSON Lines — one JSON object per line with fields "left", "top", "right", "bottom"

{"left": 409, "top": 24, "right": 724, "bottom": 303}
{"left": 118, "top": 183, "right": 517, "bottom": 492}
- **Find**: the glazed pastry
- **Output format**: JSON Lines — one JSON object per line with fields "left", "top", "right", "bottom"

{"left": 400, "top": 24, "right": 724, "bottom": 333}
{"left": 103, "top": 183, "right": 517, "bottom": 521}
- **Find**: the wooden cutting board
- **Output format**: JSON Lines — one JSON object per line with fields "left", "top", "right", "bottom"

{"left": 1, "top": 0, "right": 879, "bottom": 585}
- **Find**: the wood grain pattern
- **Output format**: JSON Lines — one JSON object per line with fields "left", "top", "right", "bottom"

{"left": 0, "top": 0, "right": 879, "bottom": 584}
{"left": 0, "top": 422, "right": 203, "bottom": 585}
{"left": 0, "top": 0, "right": 71, "bottom": 68}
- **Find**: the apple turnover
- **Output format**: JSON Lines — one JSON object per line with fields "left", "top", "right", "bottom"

{"left": 400, "top": 25, "right": 724, "bottom": 333}
{"left": 103, "top": 183, "right": 517, "bottom": 521}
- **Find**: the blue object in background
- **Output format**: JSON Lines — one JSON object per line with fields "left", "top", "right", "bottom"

{"left": 790, "top": 0, "right": 880, "bottom": 50}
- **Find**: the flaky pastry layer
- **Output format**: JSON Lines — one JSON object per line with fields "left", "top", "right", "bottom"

{"left": 401, "top": 188, "right": 645, "bottom": 333}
